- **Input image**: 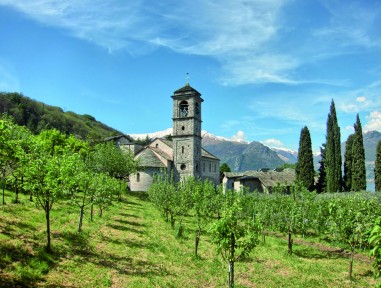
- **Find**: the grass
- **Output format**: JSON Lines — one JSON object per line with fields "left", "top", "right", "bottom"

{"left": 0, "top": 189, "right": 378, "bottom": 287}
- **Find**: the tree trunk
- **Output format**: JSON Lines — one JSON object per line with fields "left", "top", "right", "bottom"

{"left": 262, "top": 228, "right": 266, "bottom": 244}
{"left": 90, "top": 203, "right": 94, "bottom": 221}
{"left": 194, "top": 229, "right": 200, "bottom": 257}
{"left": 228, "top": 233, "right": 235, "bottom": 288}
{"left": 15, "top": 181, "right": 19, "bottom": 203}
{"left": 288, "top": 231, "right": 293, "bottom": 255}
{"left": 228, "top": 261, "right": 234, "bottom": 288}
{"left": 78, "top": 206, "right": 84, "bottom": 232}
{"left": 99, "top": 206, "right": 103, "bottom": 217}
{"left": 2, "top": 175, "right": 5, "bottom": 205}
{"left": 170, "top": 214, "right": 175, "bottom": 228}
{"left": 348, "top": 249, "right": 354, "bottom": 279}
{"left": 45, "top": 201, "right": 52, "bottom": 253}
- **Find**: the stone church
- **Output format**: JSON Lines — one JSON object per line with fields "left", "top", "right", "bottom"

{"left": 111, "top": 83, "right": 220, "bottom": 192}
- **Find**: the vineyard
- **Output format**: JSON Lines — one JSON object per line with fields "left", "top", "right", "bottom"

{"left": 0, "top": 188, "right": 380, "bottom": 287}
{"left": 1, "top": 117, "right": 381, "bottom": 287}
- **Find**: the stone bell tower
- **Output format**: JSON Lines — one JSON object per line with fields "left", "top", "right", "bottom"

{"left": 171, "top": 81, "right": 203, "bottom": 182}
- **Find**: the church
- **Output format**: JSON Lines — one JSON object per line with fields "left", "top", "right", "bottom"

{"left": 110, "top": 82, "right": 220, "bottom": 192}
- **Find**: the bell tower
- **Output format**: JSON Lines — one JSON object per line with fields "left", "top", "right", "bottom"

{"left": 171, "top": 81, "right": 203, "bottom": 182}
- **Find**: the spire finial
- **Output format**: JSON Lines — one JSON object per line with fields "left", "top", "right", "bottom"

{"left": 185, "top": 72, "right": 190, "bottom": 86}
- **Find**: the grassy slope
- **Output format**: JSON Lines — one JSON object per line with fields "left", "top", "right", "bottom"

{"left": 0, "top": 190, "right": 377, "bottom": 288}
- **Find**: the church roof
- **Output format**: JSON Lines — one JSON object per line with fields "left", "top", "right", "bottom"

{"left": 135, "top": 148, "right": 166, "bottom": 168}
{"left": 174, "top": 84, "right": 201, "bottom": 96}
{"left": 201, "top": 148, "right": 219, "bottom": 160}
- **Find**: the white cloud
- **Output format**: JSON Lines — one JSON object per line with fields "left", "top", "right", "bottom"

{"left": 230, "top": 130, "right": 247, "bottom": 142}
{"left": 261, "top": 138, "right": 284, "bottom": 148}
{"left": 364, "top": 111, "right": 381, "bottom": 132}
{"left": 356, "top": 96, "right": 366, "bottom": 103}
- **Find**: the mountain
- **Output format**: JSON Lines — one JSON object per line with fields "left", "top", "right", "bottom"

{"left": 270, "top": 147, "right": 298, "bottom": 164}
{"left": 0, "top": 92, "right": 120, "bottom": 141}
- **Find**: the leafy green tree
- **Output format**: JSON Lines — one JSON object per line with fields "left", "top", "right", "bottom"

{"left": 325, "top": 100, "right": 342, "bottom": 192}
{"left": 0, "top": 116, "right": 14, "bottom": 204}
{"left": 90, "top": 142, "right": 138, "bottom": 179}
{"left": 296, "top": 126, "right": 315, "bottom": 191}
{"left": 369, "top": 217, "right": 381, "bottom": 286}
{"left": 210, "top": 191, "right": 260, "bottom": 288}
{"left": 351, "top": 114, "right": 366, "bottom": 191}
{"left": 343, "top": 134, "right": 355, "bottom": 191}
{"left": 24, "top": 148, "right": 69, "bottom": 252}
{"left": 376, "top": 141, "right": 381, "bottom": 192}
{"left": 220, "top": 162, "right": 231, "bottom": 183}
{"left": 192, "top": 179, "right": 222, "bottom": 256}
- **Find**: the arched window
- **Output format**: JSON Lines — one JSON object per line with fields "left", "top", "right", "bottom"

{"left": 195, "top": 102, "right": 200, "bottom": 115}
{"left": 179, "top": 101, "right": 188, "bottom": 117}
{"left": 137, "top": 173, "right": 140, "bottom": 182}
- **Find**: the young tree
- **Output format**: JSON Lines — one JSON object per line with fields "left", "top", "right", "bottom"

{"left": 351, "top": 114, "right": 366, "bottom": 191}
{"left": 376, "top": 141, "right": 381, "bottom": 192}
{"left": 192, "top": 179, "right": 221, "bottom": 256}
{"left": 296, "top": 126, "right": 315, "bottom": 191}
{"left": 325, "top": 100, "right": 342, "bottom": 192}
{"left": 210, "top": 191, "right": 260, "bottom": 288}
{"left": 343, "top": 134, "right": 355, "bottom": 191}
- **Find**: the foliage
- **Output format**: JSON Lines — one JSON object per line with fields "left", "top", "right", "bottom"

{"left": 219, "top": 162, "right": 231, "bottom": 183}
{"left": 209, "top": 190, "right": 260, "bottom": 288}
{"left": 351, "top": 114, "right": 366, "bottom": 191}
{"left": 296, "top": 126, "right": 315, "bottom": 191}
{"left": 316, "top": 144, "right": 327, "bottom": 193}
{"left": 0, "top": 92, "right": 120, "bottom": 140}
{"left": 376, "top": 141, "right": 381, "bottom": 192}
{"left": 369, "top": 217, "right": 381, "bottom": 287}
{"left": 325, "top": 100, "right": 342, "bottom": 192}
{"left": 344, "top": 134, "right": 355, "bottom": 191}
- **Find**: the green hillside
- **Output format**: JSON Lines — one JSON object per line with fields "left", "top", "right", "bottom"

{"left": 0, "top": 92, "right": 120, "bottom": 141}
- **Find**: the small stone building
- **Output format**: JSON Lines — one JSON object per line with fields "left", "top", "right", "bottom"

{"left": 222, "top": 168, "right": 296, "bottom": 193}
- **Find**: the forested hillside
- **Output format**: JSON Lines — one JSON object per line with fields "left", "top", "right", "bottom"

{"left": 0, "top": 92, "right": 120, "bottom": 141}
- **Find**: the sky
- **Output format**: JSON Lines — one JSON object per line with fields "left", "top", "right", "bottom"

{"left": 0, "top": 0, "right": 381, "bottom": 152}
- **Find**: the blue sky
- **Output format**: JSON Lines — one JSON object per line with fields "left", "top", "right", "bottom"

{"left": 0, "top": 0, "right": 380, "bottom": 152}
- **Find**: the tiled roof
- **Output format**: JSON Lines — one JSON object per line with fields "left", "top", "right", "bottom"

{"left": 136, "top": 148, "right": 166, "bottom": 168}
{"left": 201, "top": 148, "right": 219, "bottom": 160}
{"left": 174, "top": 84, "right": 201, "bottom": 95}
{"left": 150, "top": 147, "right": 172, "bottom": 161}
{"left": 225, "top": 168, "right": 296, "bottom": 187}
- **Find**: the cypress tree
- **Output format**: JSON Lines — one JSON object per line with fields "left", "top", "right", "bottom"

{"left": 316, "top": 144, "right": 326, "bottom": 193}
{"left": 374, "top": 140, "right": 381, "bottom": 192}
{"left": 343, "top": 134, "right": 355, "bottom": 191}
{"left": 325, "top": 100, "right": 342, "bottom": 192}
{"left": 296, "top": 126, "right": 315, "bottom": 191}
{"left": 351, "top": 114, "right": 366, "bottom": 191}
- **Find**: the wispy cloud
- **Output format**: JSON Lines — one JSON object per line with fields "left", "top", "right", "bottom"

{"left": 1, "top": 0, "right": 380, "bottom": 86}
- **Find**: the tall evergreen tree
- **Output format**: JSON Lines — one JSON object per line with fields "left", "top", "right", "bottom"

{"left": 296, "top": 126, "right": 315, "bottom": 191}
{"left": 316, "top": 144, "right": 326, "bottom": 193}
{"left": 325, "top": 100, "right": 342, "bottom": 192}
{"left": 351, "top": 114, "right": 366, "bottom": 191}
{"left": 343, "top": 134, "right": 355, "bottom": 191}
{"left": 375, "top": 140, "right": 381, "bottom": 192}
